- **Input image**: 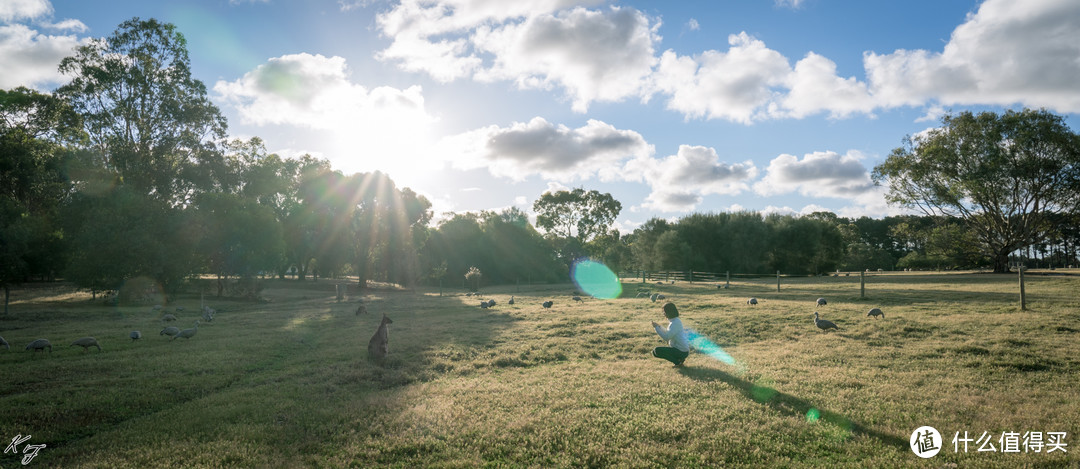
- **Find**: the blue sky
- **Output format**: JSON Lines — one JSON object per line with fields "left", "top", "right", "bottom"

{"left": 4, "top": 0, "right": 1079, "bottom": 233}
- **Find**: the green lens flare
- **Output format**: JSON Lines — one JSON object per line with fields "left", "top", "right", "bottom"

{"left": 686, "top": 329, "right": 738, "bottom": 367}
{"left": 570, "top": 259, "right": 621, "bottom": 299}
{"left": 806, "top": 408, "right": 821, "bottom": 422}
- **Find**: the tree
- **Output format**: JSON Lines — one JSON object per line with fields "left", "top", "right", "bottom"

{"left": 58, "top": 17, "right": 227, "bottom": 205}
{"left": 464, "top": 266, "right": 482, "bottom": 292}
{"left": 0, "top": 87, "right": 83, "bottom": 311}
{"left": 873, "top": 109, "right": 1080, "bottom": 273}
{"left": 533, "top": 188, "right": 622, "bottom": 243}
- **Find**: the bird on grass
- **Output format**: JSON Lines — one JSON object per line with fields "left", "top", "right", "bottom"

{"left": 508, "top": 296, "right": 515, "bottom": 305}
{"left": 572, "top": 296, "right": 584, "bottom": 304}
{"left": 0, "top": 335, "right": 8, "bottom": 351}
{"left": 816, "top": 297, "right": 828, "bottom": 306}
{"left": 130, "top": 331, "right": 142, "bottom": 341}
{"left": 25, "top": 338, "right": 52, "bottom": 353}
{"left": 173, "top": 321, "right": 199, "bottom": 340}
{"left": 747, "top": 298, "right": 758, "bottom": 306}
{"left": 160, "top": 326, "right": 180, "bottom": 337}
{"left": 71, "top": 337, "right": 102, "bottom": 352}
{"left": 867, "top": 308, "right": 885, "bottom": 319}
{"left": 542, "top": 301, "right": 553, "bottom": 309}
{"left": 813, "top": 312, "right": 838, "bottom": 332}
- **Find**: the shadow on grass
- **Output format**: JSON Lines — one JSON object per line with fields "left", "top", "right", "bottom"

{"left": 677, "top": 366, "right": 909, "bottom": 451}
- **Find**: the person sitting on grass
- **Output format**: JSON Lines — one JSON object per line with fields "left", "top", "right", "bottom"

{"left": 651, "top": 302, "right": 689, "bottom": 366}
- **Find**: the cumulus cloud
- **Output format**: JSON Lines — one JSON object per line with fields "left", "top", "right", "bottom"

{"left": 374, "top": 0, "right": 600, "bottom": 82}
{"left": 753, "top": 150, "right": 876, "bottom": 199}
{"left": 777, "top": 52, "right": 875, "bottom": 119}
{"left": 375, "top": 1, "right": 656, "bottom": 111}
{"left": 653, "top": 33, "right": 790, "bottom": 124}
{"left": 865, "top": 0, "right": 1080, "bottom": 113}
{"left": 370, "top": 0, "right": 1080, "bottom": 120}
{"left": 0, "top": 0, "right": 51, "bottom": 22}
{"left": 623, "top": 145, "right": 757, "bottom": 212}
{"left": 214, "top": 53, "right": 432, "bottom": 129}
{"left": 214, "top": 53, "right": 439, "bottom": 176}
{"left": 472, "top": 6, "right": 659, "bottom": 112}
{"left": 437, "top": 117, "right": 652, "bottom": 182}
{"left": 653, "top": 33, "right": 877, "bottom": 123}
{"left": 0, "top": 23, "right": 85, "bottom": 89}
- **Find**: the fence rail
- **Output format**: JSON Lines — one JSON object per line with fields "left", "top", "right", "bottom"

{"left": 618, "top": 269, "right": 875, "bottom": 296}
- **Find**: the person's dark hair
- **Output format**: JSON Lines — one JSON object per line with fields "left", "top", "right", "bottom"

{"left": 662, "top": 302, "right": 679, "bottom": 319}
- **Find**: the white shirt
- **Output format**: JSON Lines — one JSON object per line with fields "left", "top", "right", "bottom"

{"left": 653, "top": 317, "right": 690, "bottom": 352}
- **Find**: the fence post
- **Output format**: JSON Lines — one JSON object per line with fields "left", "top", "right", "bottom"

{"left": 1019, "top": 267, "right": 1027, "bottom": 311}
{"left": 689, "top": 270, "right": 694, "bottom": 284}
{"left": 860, "top": 271, "right": 865, "bottom": 298}
{"left": 777, "top": 271, "right": 781, "bottom": 292}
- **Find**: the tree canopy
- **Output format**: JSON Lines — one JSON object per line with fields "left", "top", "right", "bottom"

{"left": 873, "top": 109, "right": 1080, "bottom": 272}
{"left": 533, "top": 188, "right": 621, "bottom": 243}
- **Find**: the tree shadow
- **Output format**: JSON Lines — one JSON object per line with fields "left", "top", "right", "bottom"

{"left": 677, "top": 365, "right": 909, "bottom": 451}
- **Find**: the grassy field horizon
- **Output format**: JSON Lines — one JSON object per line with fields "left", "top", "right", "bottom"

{"left": 1, "top": 271, "right": 1078, "bottom": 467}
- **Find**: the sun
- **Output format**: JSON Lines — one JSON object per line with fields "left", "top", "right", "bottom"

{"left": 323, "top": 104, "right": 443, "bottom": 190}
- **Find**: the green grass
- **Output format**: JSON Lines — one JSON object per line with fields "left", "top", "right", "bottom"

{"left": 1, "top": 272, "right": 1078, "bottom": 468}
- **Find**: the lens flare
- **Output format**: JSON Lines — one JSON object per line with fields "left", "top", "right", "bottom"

{"left": 570, "top": 259, "right": 621, "bottom": 299}
{"left": 806, "top": 408, "right": 821, "bottom": 422}
{"left": 686, "top": 329, "right": 741, "bottom": 369}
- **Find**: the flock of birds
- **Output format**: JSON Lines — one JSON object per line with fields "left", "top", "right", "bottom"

{"left": 1, "top": 303, "right": 216, "bottom": 356}
{"left": 740, "top": 295, "right": 886, "bottom": 332}
{"left": 0, "top": 282, "right": 888, "bottom": 358}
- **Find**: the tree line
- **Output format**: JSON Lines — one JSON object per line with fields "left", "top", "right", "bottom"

{"left": 3, "top": 18, "right": 1080, "bottom": 310}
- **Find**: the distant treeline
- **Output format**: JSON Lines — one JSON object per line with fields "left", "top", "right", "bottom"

{"left": 4, "top": 19, "right": 1080, "bottom": 307}
{"left": 614, "top": 211, "right": 1080, "bottom": 277}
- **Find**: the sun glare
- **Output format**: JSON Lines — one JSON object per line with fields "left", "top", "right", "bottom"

{"left": 325, "top": 104, "right": 441, "bottom": 189}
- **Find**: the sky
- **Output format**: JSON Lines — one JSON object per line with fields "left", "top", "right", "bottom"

{"left": 3, "top": 0, "right": 1080, "bottom": 233}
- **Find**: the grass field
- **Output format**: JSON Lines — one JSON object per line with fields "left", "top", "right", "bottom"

{"left": 1, "top": 272, "right": 1078, "bottom": 468}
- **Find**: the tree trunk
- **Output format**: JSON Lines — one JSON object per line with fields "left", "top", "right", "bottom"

{"left": 993, "top": 249, "right": 1011, "bottom": 273}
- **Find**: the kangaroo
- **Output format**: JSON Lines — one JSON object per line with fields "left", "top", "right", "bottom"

{"left": 367, "top": 314, "right": 392, "bottom": 359}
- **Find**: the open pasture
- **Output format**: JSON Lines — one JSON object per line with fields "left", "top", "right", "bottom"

{"left": 1, "top": 272, "right": 1078, "bottom": 467}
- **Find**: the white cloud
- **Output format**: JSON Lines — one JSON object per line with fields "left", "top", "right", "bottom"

{"left": 775, "top": 0, "right": 805, "bottom": 9}
{"left": 0, "top": 0, "right": 51, "bottom": 22}
{"left": 686, "top": 18, "right": 700, "bottom": 31}
{"left": 374, "top": 0, "right": 601, "bottom": 82}
{"left": 760, "top": 205, "right": 798, "bottom": 217}
{"left": 42, "top": 18, "right": 87, "bottom": 32}
{"left": 623, "top": 144, "right": 757, "bottom": 212}
{"left": 865, "top": 0, "right": 1080, "bottom": 113}
{"left": 653, "top": 33, "right": 881, "bottom": 123}
{"left": 753, "top": 150, "right": 875, "bottom": 199}
{"left": 214, "top": 53, "right": 439, "bottom": 176}
{"left": 473, "top": 6, "right": 659, "bottom": 112}
{"left": 437, "top": 117, "right": 653, "bottom": 182}
{"left": 375, "top": 1, "right": 657, "bottom": 111}
{"left": 776, "top": 52, "right": 874, "bottom": 119}
{"left": 542, "top": 181, "right": 571, "bottom": 195}
{"left": 652, "top": 33, "right": 791, "bottom": 124}
{"left": 0, "top": 23, "right": 85, "bottom": 89}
